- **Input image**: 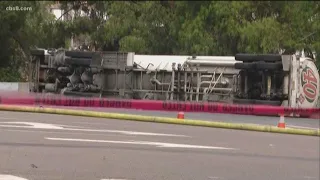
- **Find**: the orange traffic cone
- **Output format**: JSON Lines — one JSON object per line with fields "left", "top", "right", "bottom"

{"left": 278, "top": 114, "right": 285, "bottom": 128}
{"left": 177, "top": 112, "right": 184, "bottom": 119}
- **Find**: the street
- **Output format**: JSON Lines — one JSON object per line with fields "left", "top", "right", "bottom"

{"left": 41, "top": 105, "right": 320, "bottom": 130}
{"left": 0, "top": 111, "right": 319, "bottom": 180}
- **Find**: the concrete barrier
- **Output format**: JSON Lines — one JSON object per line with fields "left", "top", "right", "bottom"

{"left": 0, "top": 82, "right": 29, "bottom": 92}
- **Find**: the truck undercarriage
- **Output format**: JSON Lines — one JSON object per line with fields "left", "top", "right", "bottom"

{"left": 29, "top": 49, "right": 320, "bottom": 109}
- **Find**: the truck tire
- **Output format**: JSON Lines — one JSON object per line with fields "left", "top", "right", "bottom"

{"left": 256, "top": 62, "right": 283, "bottom": 70}
{"left": 235, "top": 54, "right": 282, "bottom": 62}
{"left": 31, "top": 49, "right": 45, "bottom": 56}
{"left": 233, "top": 98, "right": 255, "bottom": 105}
{"left": 65, "top": 57, "right": 92, "bottom": 66}
{"left": 234, "top": 63, "right": 255, "bottom": 70}
{"left": 254, "top": 99, "right": 282, "bottom": 106}
{"left": 233, "top": 98, "right": 281, "bottom": 106}
{"left": 62, "top": 90, "right": 99, "bottom": 97}
{"left": 65, "top": 51, "right": 95, "bottom": 58}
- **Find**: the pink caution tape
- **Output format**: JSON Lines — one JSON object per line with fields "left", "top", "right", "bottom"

{"left": 0, "top": 92, "right": 319, "bottom": 117}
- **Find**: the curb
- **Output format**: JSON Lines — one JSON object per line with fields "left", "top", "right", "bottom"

{"left": 0, "top": 105, "right": 319, "bottom": 137}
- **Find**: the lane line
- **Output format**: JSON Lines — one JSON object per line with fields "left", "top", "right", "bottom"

{"left": 1, "top": 129, "right": 141, "bottom": 138}
{"left": 0, "top": 122, "right": 84, "bottom": 129}
{"left": 0, "top": 122, "right": 189, "bottom": 137}
{"left": 45, "top": 137, "right": 238, "bottom": 150}
{"left": 0, "top": 117, "right": 17, "bottom": 120}
{"left": 303, "top": 176, "right": 318, "bottom": 179}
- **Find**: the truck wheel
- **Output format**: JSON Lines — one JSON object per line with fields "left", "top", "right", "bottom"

{"left": 234, "top": 63, "right": 255, "bottom": 70}
{"left": 233, "top": 98, "right": 255, "bottom": 105}
{"left": 254, "top": 100, "right": 282, "bottom": 106}
{"left": 65, "top": 51, "right": 95, "bottom": 58}
{"left": 235, "top": 54, "right": 282, "bottom": 62}
{"left": 65, "top": 57, "right": 92, "bottom": 66}
{"left": 256, "top": 62, "right": 282, "bottom": 70}
{"left": 31, "top": 49, "right": 45, "bottom": 56}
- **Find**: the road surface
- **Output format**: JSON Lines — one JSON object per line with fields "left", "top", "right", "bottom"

{"left": 0, "top": 111, "right": 319, "bottom": 180}
{"left": 42, "top": 106, "right": 319, "bottom": 130}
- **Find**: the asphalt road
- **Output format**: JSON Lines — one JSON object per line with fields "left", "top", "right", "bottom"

{"left": 0, "top": 111, "right": 319, "bottom": 180}
{"left": 41, "top": 105, "right": 320, "bottom": 130}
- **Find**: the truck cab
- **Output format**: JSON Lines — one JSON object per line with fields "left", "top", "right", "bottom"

{"left": 232, "top": 52, "right": 319, "bottom": 109}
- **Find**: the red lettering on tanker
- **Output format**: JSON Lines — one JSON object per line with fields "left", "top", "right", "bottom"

{"left": 301, "top": 67, "right": 318, "bottom": 103}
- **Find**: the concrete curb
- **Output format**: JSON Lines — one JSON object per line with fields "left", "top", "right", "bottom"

{"left": 0, "top": 105, "right": 319, "bottom": 137}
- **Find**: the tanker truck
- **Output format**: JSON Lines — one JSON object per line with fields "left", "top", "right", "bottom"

{"left": 28, "top": 48, "right": 320, "bottom": 109}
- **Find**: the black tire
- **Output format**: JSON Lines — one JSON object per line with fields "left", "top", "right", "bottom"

{"left": 65, "top": 51, "right": 95, "bottom": 58}
{"left": 62, "top": 90, "right": 100, "bottom": 97}
{"left": 233, "top": 98, "right": 255, "bottom": 105}
{"left": 234, "top": 62, "right": 255, "bottom": 70}
{"left": 254, "top": 99, "right": 282, "bottom": 106}
{"left": 256, "top": 62, "right": 283, "bottom": 70}
{"left": 65, "top": 57, "right": 92, "bottom": 66}
{"left": 90, "top": 53, "right": 103, "bottom": 67}
{"left": 233, "top": 98, "right": 281, "bottom": 106}
{"left": 235, "top": 54, "right": 282, "bottom": 62}
{"left": 31, "top": 49, "right": 45, "bottom": 56}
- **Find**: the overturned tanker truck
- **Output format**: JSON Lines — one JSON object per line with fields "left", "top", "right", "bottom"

{"left": 29, "top": 48, "right": 320, "bottom": 109}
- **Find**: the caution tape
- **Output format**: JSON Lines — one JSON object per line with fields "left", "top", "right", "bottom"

{"left": 0, "top": 93, "right": 319, "bottom": 117}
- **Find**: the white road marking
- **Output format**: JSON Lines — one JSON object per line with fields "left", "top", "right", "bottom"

{"left": 0, "top": 174, "right": 29, "bottom": 180}
{"left": 45, "top": 137, "right": 237, "bottom": 150}
{"left": 101, "top": 179, "right": 128, "bottom": 180}
{"left": 287, "top": 125, "right": 319, "bottom": 130}
{"left": 0, "top": 122, "right": 83, "bottom": 129}
{"left": 0, "top": 117, "right": 18, "bottom": 120}
{"left": 2, "top": 129, "right": 139, "bottom": 138}
{"left": 303, "top": 176, "right": 318, "bottom": 179}
{"left": 0, "top": 122, "right": 64, "bottom": 129}
{"left": 0, "top": 122, "right": 189, "bottom": 137}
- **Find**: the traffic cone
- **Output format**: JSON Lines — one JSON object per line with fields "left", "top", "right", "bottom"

{"left": 177, "top": 112, "right": 184, "bottom": 119}
{"left": 278, "top": 114, "right": 285, "bottom": 128}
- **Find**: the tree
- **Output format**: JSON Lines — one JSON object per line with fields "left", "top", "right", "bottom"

{"left": 0, "top": 1, "right": 68, "bottom": 81}
{"left": 0, "top": 1, "right": 40, "bottom": 81}
{"left": 0, "top": 1, "right": 319, "bottom": 82}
